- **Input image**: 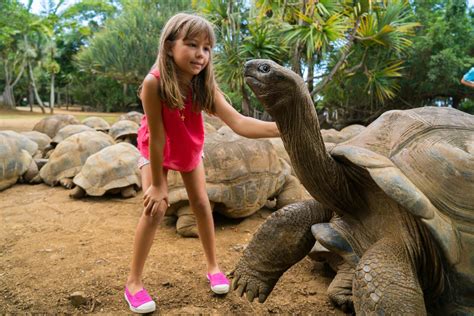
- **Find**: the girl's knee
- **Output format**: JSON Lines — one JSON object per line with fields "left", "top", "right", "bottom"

{"left": 189, "top": 199, "right": 212, "bottom": 216}
{"left": 140, "top": 211, "right": 163, "bottom": 226}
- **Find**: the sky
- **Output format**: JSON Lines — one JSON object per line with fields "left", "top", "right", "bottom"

{"left": 21, "top": 0, "right": 474, "bottom": 15}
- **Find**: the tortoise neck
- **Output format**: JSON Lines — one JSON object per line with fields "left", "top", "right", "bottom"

{"left": 273, "top": 90, "right": 351, "bottom": 212}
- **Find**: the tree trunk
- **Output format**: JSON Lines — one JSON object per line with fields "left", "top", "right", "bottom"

{"left": 1, "top": 59, "right": 25, "bottom": 109}
{"left": 307, "top": 57, "right": 314, "bottom": 93}
{"left": 2, "top": 86, "right": 15, "bottom": 109}
{"left": 241, "top": 84, "right": 252, "bottom": 116}
{"left": 452, "top": 96, "right": 460, "bottom": 109}
{"left": 49, "top": 73, "right": 55, "bottom": 114}
{"left": 28, "top": 61, "right": 46, "bottom": 114}
{"left": 28, "top": 83, "right": 34, "bottom": 112}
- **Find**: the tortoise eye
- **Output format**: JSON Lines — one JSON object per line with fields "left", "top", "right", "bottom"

{"left": 258, "top": 64, "right": 271, "bottom": 73}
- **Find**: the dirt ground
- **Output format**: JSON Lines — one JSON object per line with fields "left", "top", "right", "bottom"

{"left": 0, "top": 108, "right": 345, "bottom": 314}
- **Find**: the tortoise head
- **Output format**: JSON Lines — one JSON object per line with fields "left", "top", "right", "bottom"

{"left": 244, "top": 59, "right": 307, "bottom": 116}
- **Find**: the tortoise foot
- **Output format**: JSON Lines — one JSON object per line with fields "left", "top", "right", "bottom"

{"left": 121, "top": 186, "right": 137, "bottom": 198}
{"left": 60, "top": 178, "right": 74, "bottom": 189}
{"left": 176, "top": 206, "right": 198, "bottom": 238}
{"left": 232, "top": 263, "right": 278, "bottom": 303}
{"left": 69, "top": 186, "right": 86, "bottom": 199}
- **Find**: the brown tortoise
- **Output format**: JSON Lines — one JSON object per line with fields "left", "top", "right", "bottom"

{"left": 32, "top": 114, "right": 80, "bottom": 138}
{"left": 40, "top": 131, "right": 115, "bottom": 188}
{"left": 165, "top": 129, "right": 311, "bottom": 237}
{"left": 82, "top": 116, "right": 110, "bottom": 132}
{"left": 233, "top": 60, "right": 474, "bottom": 315}
{"left": 0, "top": 132, "right": 40, "bottom": 191}
{"left": 70, "top": 143, "right": 141, "bottom": 198}
{"left": 109, "top": 120, "right": 139, "bottom": 145}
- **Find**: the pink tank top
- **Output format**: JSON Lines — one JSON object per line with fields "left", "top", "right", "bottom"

{"left": 137, "top": 69, "right": 205, "bottom": 172}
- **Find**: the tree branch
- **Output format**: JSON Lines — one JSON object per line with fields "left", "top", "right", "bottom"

{"left": 311, "top": 17, "right": 361, "bottom": 97}
{"left": 12, "top": 59, "right": 26, "bottom": 88}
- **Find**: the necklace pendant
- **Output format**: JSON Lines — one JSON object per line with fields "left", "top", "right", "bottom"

{"left": 180, "top": 114, "right": 185, "bottom": 121}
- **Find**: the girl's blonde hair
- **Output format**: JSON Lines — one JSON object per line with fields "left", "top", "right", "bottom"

{"left": 155, "top": 13, "right": 217, "bottom": 114}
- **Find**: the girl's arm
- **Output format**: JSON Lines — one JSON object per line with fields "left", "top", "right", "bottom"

{"left": 461, "top": 78, "right": 474, "bottom": 88}
{"left": 140, "top": 74, "right": 168, "bottom": 215}
{"left": 213, "top": 89, "right": 279, "bottom": 138}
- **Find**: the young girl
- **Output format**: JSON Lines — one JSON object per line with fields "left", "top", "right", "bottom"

{"left": 124, "top": 13, "right": 279, "bottom": 313}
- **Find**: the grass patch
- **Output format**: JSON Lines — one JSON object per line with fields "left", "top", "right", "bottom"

{"left": 0, "top": 111, "right": 121, "bottom": 124}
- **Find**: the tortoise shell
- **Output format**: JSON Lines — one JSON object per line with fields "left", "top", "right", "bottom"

{"left": 73, "top": 143, "right": 141, "bottom": 196}
{"left": 33, "top": 114, "right": 80, "bottom": 138}
{"left": 40, "top": 131, "right": 115, "bottom": 186}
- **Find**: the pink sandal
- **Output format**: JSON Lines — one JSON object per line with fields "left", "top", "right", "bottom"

{"left": 207, "top": 272, "right": 230, "bottom": 294}
{"left": 124, "top": 287, "right": 156, "bottom": 313}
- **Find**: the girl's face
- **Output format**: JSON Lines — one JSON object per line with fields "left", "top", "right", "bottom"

{"left": 170, "top": 32, "right": 211, "bottom": 82}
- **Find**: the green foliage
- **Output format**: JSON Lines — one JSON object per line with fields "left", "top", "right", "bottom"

{"left": 3, "top": 0, "right": 472, "bottom": 117}
{"left": 282, "top": 0, "right": 348, "bottom": 59}
{"left": 75, "top": 0, "right": 192, "bottom": 85}
{"left": 459, "top": 98, "right": 474, "bottom": 114}
{"left": 71, "top": 71, "right": 137, "bottom": 112}
{"left": 397, "top": 0, "right": 474, "bottom": 109}
{"left": 320, "top": 0, "right": 420, "bottom": 122}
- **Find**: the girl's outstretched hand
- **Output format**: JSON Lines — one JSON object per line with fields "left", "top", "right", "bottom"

{"left": 143, "top": 184, "right": 169, "bottom": 218}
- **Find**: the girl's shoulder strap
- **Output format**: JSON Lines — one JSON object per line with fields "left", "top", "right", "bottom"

{"left": 149, "top": 68, "right": 160, "bottom": 80}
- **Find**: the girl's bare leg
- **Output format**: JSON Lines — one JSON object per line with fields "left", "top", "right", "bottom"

{"left": 180, "top": 162, "right": 220, "bottom": 274}
{"left": 126, "top": 164, "right": 167, "bottom": 294}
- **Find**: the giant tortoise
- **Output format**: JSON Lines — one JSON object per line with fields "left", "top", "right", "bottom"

{"left": 0, "top": 132, "right": 40, "bottom": 191}
{"left": 82, "top": 116, "right": 110, "bottom": 132}
{"left": 109, "top": 120, "right": 139, "bottom": 145}
{"left": 32, "top": 114, "right": 80, "bottom": 138}
{"left": 20, "top": 131, "right": 51, "bottom": 156}
{"left": 70, "top": 143, "right": 141, "bottom": 198}
{"left": 233, "top": 59, "right": 474, "bottom": 315}
{"left": 118, "top": 111, "right": 143, "bottom": 125}
{"left": 40, "top": 131, "right": 115, "bottom": 188}
{"left": 50, "top": 124, "right": 94, "bottom": 147}
{"left": 165, "top": 129, "right": 311, "bottom": 237}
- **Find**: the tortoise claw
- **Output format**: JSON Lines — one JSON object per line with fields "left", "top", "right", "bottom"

{"left": 246, "top": 289, "right": 256, "bottom": 302}
{"left": 232, "top": 265, "right": 273, "bottom": 303}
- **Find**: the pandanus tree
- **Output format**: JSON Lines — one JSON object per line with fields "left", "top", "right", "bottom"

{"left": 249, "top": 0, "right": 419, "bottom": 125}
{"left": 318, "top": 0, "right": 420, "bottom": 124}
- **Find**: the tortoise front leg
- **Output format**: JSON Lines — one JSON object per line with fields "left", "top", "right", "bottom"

{"left": 176, "top": 205, "right": 198, "bottom": 238}
{"left": 232, "top": 199, "right": 332, "bottom": 303}
{"left": 353, "top": 238, "right": 426, "bottom": 315}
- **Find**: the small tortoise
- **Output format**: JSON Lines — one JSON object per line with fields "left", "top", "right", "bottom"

{"left": 233, "top": 60, "right": 474, "bottom": 315}
{"left": 165, "top": 129, "right": 311, "bottom": 237}
{"left": 82, "top": 116, "right": 110, "bottom": 132}
{"left": 0, "top": 133, "right": 40, "bottom": 191}
{"left": 109, "top": 120, "right": 139, "bottom": 145}
{"left": 40, "top": 131, "right": 115, "bottom": 188}
{"left": 33, "top": 114, "right": 80, "bottom": 138}
{"left": 118, "top": 111, "right": 143, "bottom": 125}
{"left": 70, "top": 143, "right": 141, "bottom": 198}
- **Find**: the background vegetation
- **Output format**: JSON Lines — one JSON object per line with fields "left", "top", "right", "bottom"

{"left": 1, "top": 0, "right": 473, "bottom": 126}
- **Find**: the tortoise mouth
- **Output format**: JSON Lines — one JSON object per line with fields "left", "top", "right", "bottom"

{"left": 244, "top": 75, "right": 265, "bottom": 94}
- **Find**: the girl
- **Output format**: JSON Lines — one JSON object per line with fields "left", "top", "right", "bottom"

{"left": 124, "top": 13, "right": 279, "bottom": 313}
